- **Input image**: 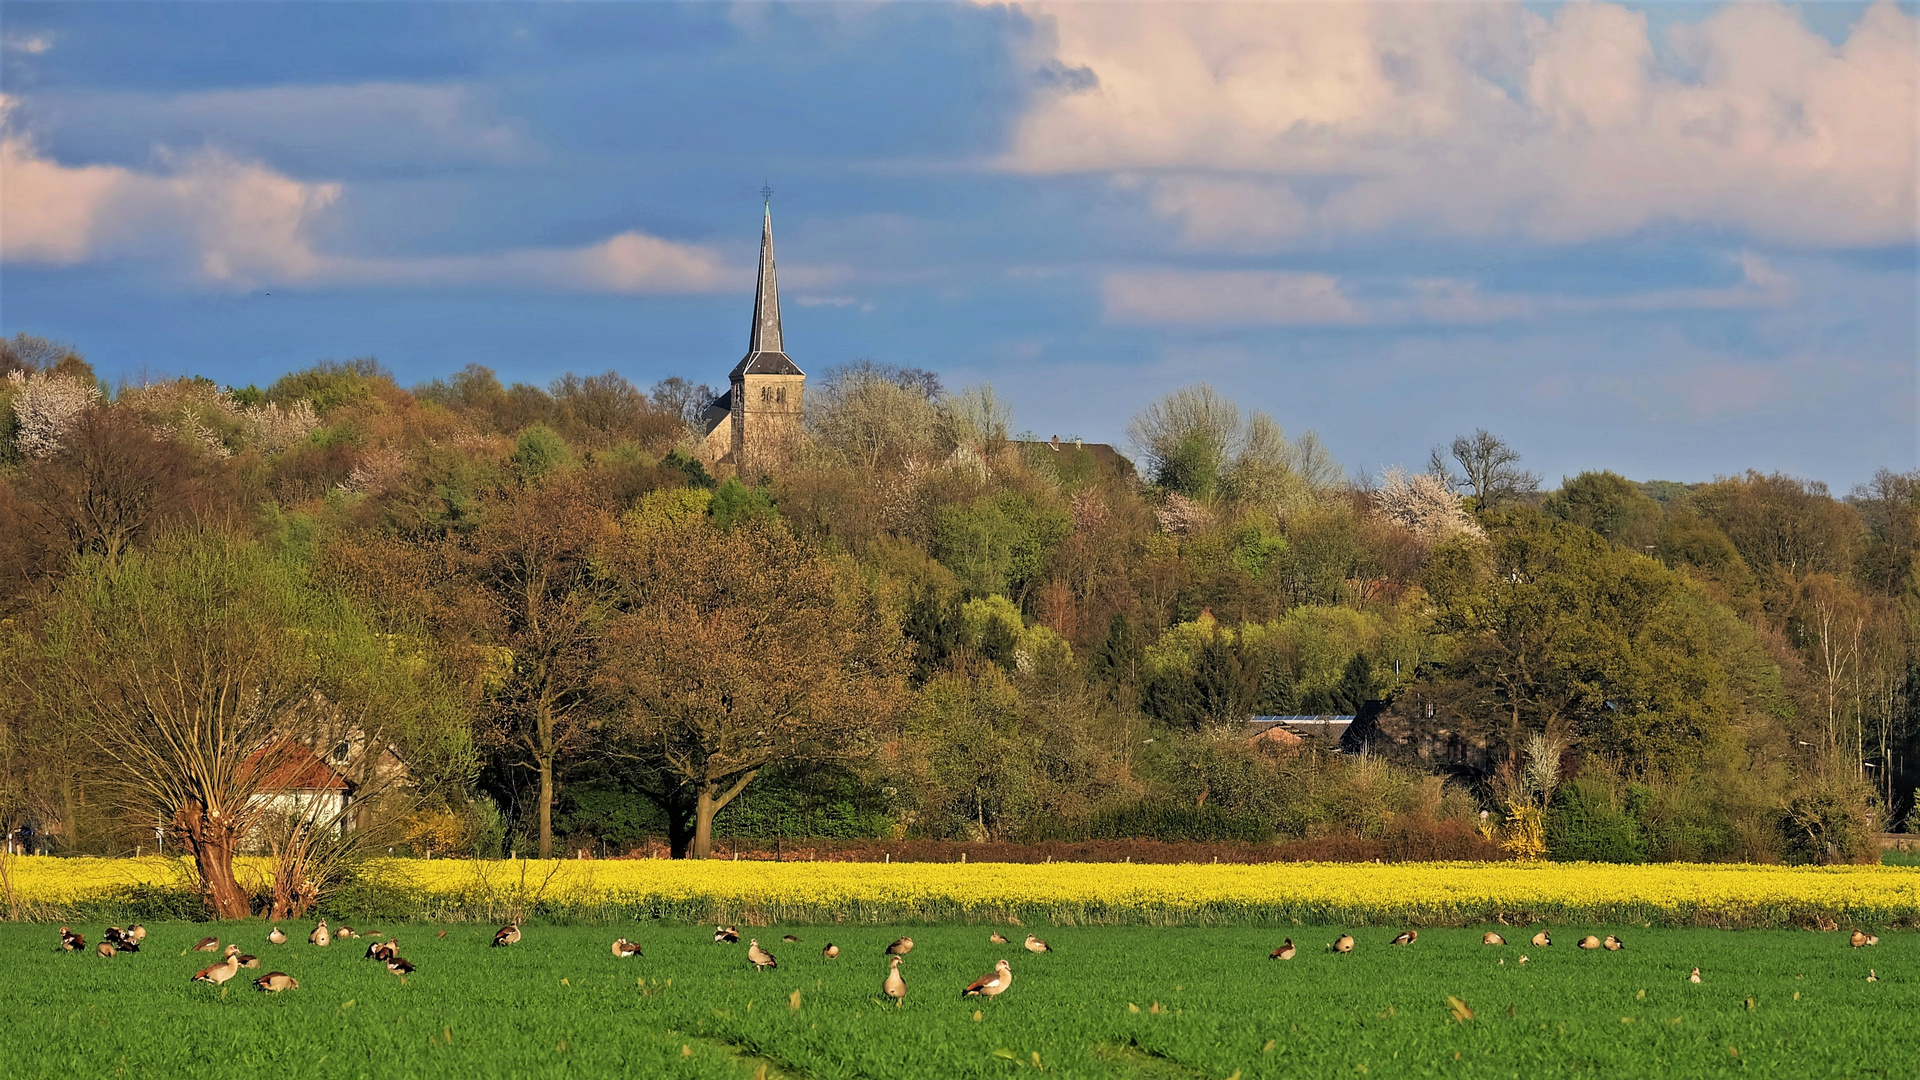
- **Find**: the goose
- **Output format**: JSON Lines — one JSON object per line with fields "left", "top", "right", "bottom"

{"left": 1688, "top": 967, "right": 1702, "bottom": 984}
{"left": 1270, "top": 939, "right": 1296, "bottom": 961}
{"left": 1850, "top": 930, "right": 1879, "bottom": 947}
{"left": 1023, "top": 934, "right": 1052, "bottom": 954}
{"left": 884, "top": 955, "right": 907, "bottom": 1001}
{"left": 886, "top": 936, "right": 914, "bottom": 956}
{"left": 385, "top": 955, "right": 416, "bottom": 977}
{"left": 1604, "top": 935, "right": 1625, "bottom": 951}
{"left": 96, "top": 941, "right": 115, "bottom": 958}
{"left": 1389, "top": 930, "right": 1418, "bottom": 946}
{"left": 990, "top": 932, "right": 1009, "bottom": 945}
{"left": 611, "top": 938, "right": 643, "bottom": 958}
{"left": 335, "top": 926, "right": 359, "bottom": 940}
{"left": 191, "top": 951, "right": 243, "bottom": 986}
{"left": 58, "top": 927, "right": 85, "bottom": 952}
{"left": 1331, "top": 934, "right": 1355, "bottom": 954}
{"left": 747, "top": 939, "right": 778, "bottom": 971}
{"left": 127, "top": 924, "right": 146, "bottom": 943}
{"left": 1578, "top": 935, "right": 1602, "bottom": 950}
{"left": 1531, "top": 931, "right": 1552, "bottom": 947}
{"left": 781, "top": 934, "right": 799, "bottom": 943}
{"left": 236, "top": 951, "right": 261, "bottom": 969}
{"left": 192, "top": 936, "right": 220, "bottom": 953}
{"left": 310, "top": 921, "right": 331, "bottom": 948}
{"left": 962, "top": 959, "right": 1013, "bottom": 998}
{"left": 822, "top": 944, "right": 840, "bottom": 960}
{"left": 1518, "top": 955, "right": 1529, "bottom": 964}
{"left": 367, "top": 938, "right": 398, "bottom": 962}
{"left": 268, "top": 927, "right": 287, "bottom": 945}
{"left": 713, "top": 926, "right": 739, "bottom": 945}
{"left": 254, "top": 972, "right": 299, "bottom": 993}
{"left": 492, "top": 924, "right": 520, "bottom": 948}
{"left": 104, "top": 927, "right": 139, "bottom": 952}
{"left": 1482, "top": 932, "right": 1506, "bottom": 946}
{"left": 1867, "top": 969, "right": 1879, "bottom": 982}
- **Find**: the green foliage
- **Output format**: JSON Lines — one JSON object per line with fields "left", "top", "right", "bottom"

{"left": 1544, "top": 470, "right": 1663, "bottom": 549}
{"left": 510, "top": 423, "right": 569, "bottom": 480}
{"left": 268, "top": 357, "right": 387, "bottom": 414}
{"left": 1546, "top": 779, "right": 1648, "bottom": 863}
{"left": 708, "top": 477, "right": 778, "bottom": 529}
{"left": 930, "top": 493, "right": 1069, "bottom": 600}
{"left": 662, "top": 448, "right": 717, "bottom": 490}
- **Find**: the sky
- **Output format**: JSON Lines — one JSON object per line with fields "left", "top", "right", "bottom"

{"left": 1, "top": 1, "right": 1914, "bottom": 491}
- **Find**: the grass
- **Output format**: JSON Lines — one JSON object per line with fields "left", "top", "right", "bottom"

{"left": 0, "top": 921, "right": 1906, "bottom": 1078}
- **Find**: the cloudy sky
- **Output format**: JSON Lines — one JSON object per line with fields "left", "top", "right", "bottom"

{"left": 2, "top": 1, "right": 1913, "bottom": 488}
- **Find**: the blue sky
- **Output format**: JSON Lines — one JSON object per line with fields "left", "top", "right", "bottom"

{"left": 2, "top": 1, "right": 1914, "bottom": 489}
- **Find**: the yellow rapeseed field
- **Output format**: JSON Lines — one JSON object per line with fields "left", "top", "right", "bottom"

{"left": 6, "top": 854, "right": 1915, "bottom": 927}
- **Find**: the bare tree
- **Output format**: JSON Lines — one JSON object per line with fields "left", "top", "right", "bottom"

{"left": 596, "top": 516, "right": 908, "bottom": 859}
{"left": 1438, "top": 429, "right": 1539, "bottom": 507}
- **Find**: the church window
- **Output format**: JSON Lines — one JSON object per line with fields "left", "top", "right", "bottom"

{"left": 761, "top": 386, "right": 772, "bottom": 403}
{"left": 776, "top": 387, "right": 787, "bottom": 404}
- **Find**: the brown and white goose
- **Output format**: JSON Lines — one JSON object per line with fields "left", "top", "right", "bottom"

{"left": 611, "top": 938, "right": 643, "bottom": 958}
{"left": 747, "top": 939, "right": 778, "bottom": 971}
{"left": 1531, "top": 931, "right": 1552, "bottom": 947}
{"left": 713, "top": 926, "right": 739, "bottom": 944}
{"left": 310, "top": 921, "right": 331, "bottom": 948}
{"left": 886, "top": 936, "right": 914, "bottom": 956}
{"left": 385, "top": 955, "right": 416, "bottom": 978}
{"left": 1578, "top": 935, "right": 1602, "bottom": 950}
{"left": 58, "top": 927, "right": 84, "bottom": 952}
{"left": 1270, "top": 939, "right": 1296, "bottom": 961}
{"left": 335, "top": 926, "right": 359, "bottom": 940}
{"left": 1389, "top": 930, "right": 1418, "bottom": 946}
{"left": 1331, "top": 934, "right": 1355, "bottom": 954}
{"left": 1604, "top": 935, "right": 1625, "bottom": 951}
{"left": 1688, "top": 967, "right": 1702, "bottom": 983}
{"left": 191, "top": 949, "right": 243, "bottom": 987}
{"left": 96, "top": 941, "right": 115, "bottom": 958}
{"left": 1850, "top": 930, "right": 1880, "bottom": 947}
{"left": 1483, "top": 932, "right": 1507, "bottom": 946}
{"left": 192, "top": 936, "right": 220, "bottom": 953}
{"left": 127, "top": 924, "right": 147, "bottom": 943}
{"left": 822, "top": 944, "right": 840, "bottom": 960}
{"left": 268, "top": 926, "right": 287, "bottom": 945}
{"left": 1023, "top": 934, "right": 1052, "bottom": 954}
{"left": 492, "top": 924, "right": 520, "bottom": 948}
{"left": 990, "top": 932, "right": 1009, "bottom": 945}
{"left": 781, "top": 934, "right": 799, "bottom": 943}
{"left": 104, "top": 926, "right": 139, "bottom": 952}
{"left": 366, "top": 938, "right": 395, "bottom": 961}
{"left": 254, "top": 972, "right": 299, "bottom": 993}
{"left": 884, "top": 956, "right": 907, "bottom": 1001}
{"left": 962, "top": 959, "right": 1013, "bottom": 999}
{"left": 236, "top": 950, "right": 261, "bottom": 969}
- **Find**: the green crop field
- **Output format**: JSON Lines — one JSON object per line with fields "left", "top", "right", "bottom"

{"left": 0, "top": 922, "right": 1905, "bottom": 1079}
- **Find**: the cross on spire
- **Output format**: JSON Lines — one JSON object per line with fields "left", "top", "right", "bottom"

{"left": 760, "top": 182, "right": 774, "bottom": 203}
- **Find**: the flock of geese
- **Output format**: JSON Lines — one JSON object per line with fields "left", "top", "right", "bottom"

{"left": 706, "top": 924, "right": 1051, "bottom": 1000}
{"left": 58, "top": 919, "right": 1887, "bottom": 997}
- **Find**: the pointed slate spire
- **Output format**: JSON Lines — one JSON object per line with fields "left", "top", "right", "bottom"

{"left": 731, "top": 198, "right": 802, "bottom": 379}
{"left": 749, "top": 203, "right": 782, "bottom": 356}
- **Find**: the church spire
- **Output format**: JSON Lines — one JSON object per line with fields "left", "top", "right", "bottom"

{"left": 748, "top": 201, "right": 782, "bottom": 356}
{"left": 731, "top": 196, "right": 802, "bottom": 379}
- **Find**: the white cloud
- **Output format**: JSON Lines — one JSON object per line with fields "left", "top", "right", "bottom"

{"left": 1102, "top": 252, "right": 1791, "bottom": 328}
{"left": 2, "top": 32, "right": 52, "bottom": 54}
{"left": 1103, "top": 270, "right": 1364, "bottom": 326}
{"left": 1004, "top": 1, "right": 1918, "bottom": 248}
{"left": 0, "top": 100, "right": 728, "bottom": 293}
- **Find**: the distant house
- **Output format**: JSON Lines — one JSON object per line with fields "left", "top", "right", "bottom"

{"left": 1015, "top": 436, "right": 1137, "bottom": 483}
{"left": 1247, "top": 715, "right": 1356, "bottom": 748}
{"left": 246, "top": 742, "right": 354, "bottom": 831}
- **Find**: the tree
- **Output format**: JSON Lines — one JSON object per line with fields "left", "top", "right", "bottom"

{"left": 1373, "top": 466, "right": 1483, "bottom": 543}
{"left": 22, "top": 530, "right": 438, "bottom": 918}
{"left": 1435, "top": 429, "right": 1539, "bottom": 508}
{"left": 12, "top": 405, "right": 208, "bottom": 572}
{"left": 461, "top": 474, "right": 611, "bottom": 859}
{"left": 596, "top": 516, "right": 908, "bottom": 859}
{"left": 806, "top": 360, "right": 944, "bottom": 470}
{"left": 1543, "top": 471, "right": 1663, "bottom": 550}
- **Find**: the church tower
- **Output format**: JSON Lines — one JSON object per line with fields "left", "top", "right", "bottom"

{"left": 700, "top": 201, "right": 804, "bottom": 470}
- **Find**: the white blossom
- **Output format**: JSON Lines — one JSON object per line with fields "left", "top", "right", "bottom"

{"left": 7, "top": 369, "right": 100, "bottom": 458}
{"left": 1373, "top": 466, "right": 1483, "bottom": 542}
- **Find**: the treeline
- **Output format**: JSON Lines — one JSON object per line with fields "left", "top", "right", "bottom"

{"left": 1, "top": 332, "right": 1915, "bottom": 904}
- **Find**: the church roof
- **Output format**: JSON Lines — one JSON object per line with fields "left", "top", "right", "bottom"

{"left": 731, "top": 203, "right": 804, "bottom": 380}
